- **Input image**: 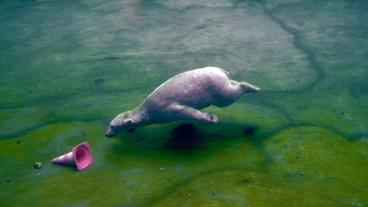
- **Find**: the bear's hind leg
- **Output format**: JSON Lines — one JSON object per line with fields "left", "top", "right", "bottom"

{"left": 239, "top": 81, "right": 260, "bottom": 93}
{"left": 212, "top": 80, "right": 244, "bottom": 107}
{"left": 167, "top": 104, "right": 218, "bottom": 123}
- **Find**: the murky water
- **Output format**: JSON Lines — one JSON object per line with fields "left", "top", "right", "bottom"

{"left": 1, "top": 0, "right": 367, "bottom": 206}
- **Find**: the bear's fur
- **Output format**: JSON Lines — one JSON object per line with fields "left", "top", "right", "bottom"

{"left": 105, "top": 66, "right": 260, "bottom": 137}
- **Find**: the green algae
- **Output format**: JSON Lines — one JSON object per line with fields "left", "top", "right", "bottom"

{"left": 265, "top": 127, "right": 368, "bottom": 206}
{"left": 153, "top": 127, "right": 368, "bottom": 207}
{"left": 0, "top": 0, "right": 367, "bottom": 206}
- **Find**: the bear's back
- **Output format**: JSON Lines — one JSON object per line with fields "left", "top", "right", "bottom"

{"left": 142, "top": 67, "right": 228, "bottom": 110}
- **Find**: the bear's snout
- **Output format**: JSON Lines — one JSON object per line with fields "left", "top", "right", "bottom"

{"left": 105, "top": 127, "right": 115, "bottom": 138}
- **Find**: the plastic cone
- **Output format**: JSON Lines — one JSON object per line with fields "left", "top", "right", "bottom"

{"left": 52, "top": 141, "right": 93, "bottom": 171}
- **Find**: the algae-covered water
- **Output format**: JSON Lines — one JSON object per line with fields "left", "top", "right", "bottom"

{"left": 1, "top": 0, "right": 367, "bottom": 206}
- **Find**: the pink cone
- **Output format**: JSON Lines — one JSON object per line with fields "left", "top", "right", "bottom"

{"left": 52, "top": 141, "right": 93, "bottom": 171}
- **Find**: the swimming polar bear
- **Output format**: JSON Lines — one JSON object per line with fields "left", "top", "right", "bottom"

{"left": 105, "top": 66, "right": 260, "bottom": 137}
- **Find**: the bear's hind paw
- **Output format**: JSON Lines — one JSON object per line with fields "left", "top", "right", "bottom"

{"left": 204, "top": 112, "right": 218, "bottom": 123}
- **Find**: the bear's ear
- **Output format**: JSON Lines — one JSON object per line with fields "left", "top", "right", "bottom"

{"left": 125, "top": 118, "right": 133, "bottom": 124}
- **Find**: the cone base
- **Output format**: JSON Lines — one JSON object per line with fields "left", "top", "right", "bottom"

{"left": 51, "top": 141, "right": 93, "bottom": 171}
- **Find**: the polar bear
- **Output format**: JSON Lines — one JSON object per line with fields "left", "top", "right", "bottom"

{"left": 105, "top": 66, "right": 260, "bottom": 137}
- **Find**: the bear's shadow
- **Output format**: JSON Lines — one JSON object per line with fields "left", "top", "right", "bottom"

{"left": 111, "top": 121, "right": 259, "bottom": 154}
{"left": 164, "top": 123, "right": 204, "bottom": 150}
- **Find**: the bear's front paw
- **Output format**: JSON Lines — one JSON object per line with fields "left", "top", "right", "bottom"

{"left": 204, "top": 112, "right": 218, "bottom": 123}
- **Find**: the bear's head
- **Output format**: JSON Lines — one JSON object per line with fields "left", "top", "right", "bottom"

{"left": 105, "top": 111, "right": 136, "bottom": 138}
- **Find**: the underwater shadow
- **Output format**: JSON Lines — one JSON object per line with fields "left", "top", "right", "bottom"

{"left": 164, "top": 122, "right": 260, "bottom": 151}
{"left": 164, "top": 123, "right": 205, "bottom": 151}
{"left": 109, "top": 121, "right": 264, "bottom": 159}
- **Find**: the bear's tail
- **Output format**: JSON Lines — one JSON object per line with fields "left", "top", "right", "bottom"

{"left": 220, "top": 68, "right": 230, "bottom": 75}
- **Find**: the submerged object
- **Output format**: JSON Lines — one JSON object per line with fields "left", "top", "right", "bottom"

{"left": 243, "top": 125, "right": 256, "bottom": 135}
{"left": 52, "top": 141, "right": 93, "bottom": 171}
{"left": 106, "top": 66, "right": 260, "bottom": 137}
{"left": 33, "top": 162, "right": 43, "bottom": 169}
{"left": 94, "top": 78, "right": 105, "bottom": 86}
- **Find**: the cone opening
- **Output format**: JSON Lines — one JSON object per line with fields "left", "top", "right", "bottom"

{"left": 74, "top": 144, "right": 92, "bottom": 170}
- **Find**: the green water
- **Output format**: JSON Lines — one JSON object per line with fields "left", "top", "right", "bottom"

{"left": 1, "top": 0, "right": 367, "bottom": 206}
